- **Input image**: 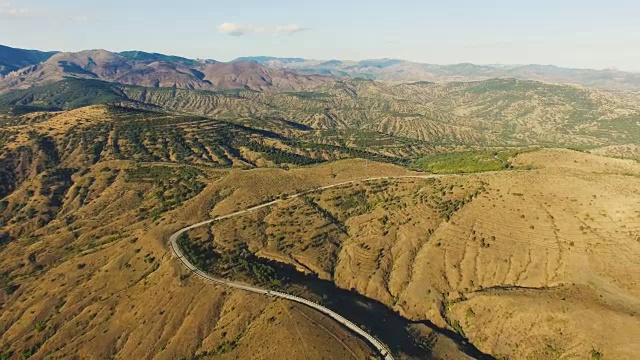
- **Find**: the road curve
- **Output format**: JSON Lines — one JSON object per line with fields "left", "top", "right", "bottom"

{"left": 168, "top": 173, "right": 500, "bottom": 359}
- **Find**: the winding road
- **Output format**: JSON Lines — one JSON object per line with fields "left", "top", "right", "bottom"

{"left": 169, "top": 173, "right": 496, "bottom": 359}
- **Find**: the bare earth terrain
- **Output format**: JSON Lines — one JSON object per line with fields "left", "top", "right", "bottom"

{"left": 0, "top": 76, "right": 638, "bottom": 359}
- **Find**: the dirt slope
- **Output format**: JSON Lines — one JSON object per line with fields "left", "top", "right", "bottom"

{"left": 197, "top": 149, "right": 640, "bottom": 359}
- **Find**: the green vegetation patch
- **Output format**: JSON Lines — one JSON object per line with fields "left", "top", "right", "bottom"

{"left": 335, "top": 189, "right": 371, "bottom": 216}
{"left": 245, "top": 141, "right": 323, "bottom": 166}
{"left": 178, "top": 232, "right": 283, "bottom": 289}
{"left": 451, "top": 320, "right": 467, "bottom": 338}
{"left": 590, "top": 349, "right": 603, "bottom": 360}
{"left": 0, "top": 79, "right": 126, "bottom": 111}
{"left": 411, "top": 150, "right": 523, "bottom": 174}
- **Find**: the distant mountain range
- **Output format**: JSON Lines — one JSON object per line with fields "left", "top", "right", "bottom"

{"left": 2, "top": 44, "right": 640, "bottom": 92}
{"left": 0, "top": 46, "right": 331, "bottom": 92}
{"left": 235, "top": 57, "right": 640, "bottom": 91}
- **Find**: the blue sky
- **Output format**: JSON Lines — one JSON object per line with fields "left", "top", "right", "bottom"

{"left": 1, "top": 0, "right": 640, "bottom": 70}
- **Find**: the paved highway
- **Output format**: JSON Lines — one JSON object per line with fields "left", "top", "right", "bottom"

{"left": 169, "top": 173, "right": 502, "bottom": 359}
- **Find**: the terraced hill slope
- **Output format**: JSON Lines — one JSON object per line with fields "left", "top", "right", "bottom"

{"left": 126, "top": 78, "right": 640, "bottom": 147}
{"left": 0, "top": 102, "right": 638, "bottom": 359}
{"left": 2, "top": 78, "right": 638, "bottom": 150}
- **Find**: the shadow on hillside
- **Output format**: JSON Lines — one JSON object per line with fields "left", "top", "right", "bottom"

{"left": 256, "top": 257, "right": 494, "bottom": 360}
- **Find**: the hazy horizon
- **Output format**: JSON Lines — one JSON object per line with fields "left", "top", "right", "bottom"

{"left": 4, "top": 41, "right": 639, "bottom": 74}
{"left": 1, "top": 0, "right": 640, "bottom": 71}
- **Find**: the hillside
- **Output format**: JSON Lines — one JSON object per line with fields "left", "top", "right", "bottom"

{"left": 0, "top": 79, "right": 128, "bottom": 112}
{"left": 1, "top": 106, "right": 638, "bottom": 359}
{"left": 0, "top": 149, "right": 380, "bottom": 359}
{"left": 0, "top": 105, "right": 430, "bottom": 201}
{"left": 0, "top": 49, "right": 331, "bottom": 93}
{"left": 1, "top": 78, "right": 639, "bottom": 150}
{"left": 0, "top": 106, "right": 488, "bottom": 359}
{"left": 122, "top": 78, "right": 640, "bottom": 147}
{"left": 186, "top": 149, "right": 640, "bottom": 359}
{"left": 0, "top": 45, "right": 57, "bottom": 76}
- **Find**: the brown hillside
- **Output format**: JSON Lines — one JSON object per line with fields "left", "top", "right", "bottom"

{"left": 1, "top": 105, "right": 639, "bottom": 359}
{"left": 0, "top": 50, "right": 330, "bottom": 92}
{"left": 184, "top": 149, "right": 640, "bottom": 359}
{"left": 200, "top": 61, "right": 331, "bottom": 92}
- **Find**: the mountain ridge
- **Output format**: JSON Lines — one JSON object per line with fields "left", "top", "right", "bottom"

{"left": 232, "top": 56, "right": 640, "bottom": 91}
{"left": 0, "top": 47, "right": 332, "bottom": 93}
{"left": 0, "top": 44, "right": 58, "bottom": 76}
{"left": 3, "top": 44, "right": 640, "bottom": 91}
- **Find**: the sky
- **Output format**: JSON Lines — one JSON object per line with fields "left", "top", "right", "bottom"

{"left": 1, "top": 0, "right": 640, "bottom": 70}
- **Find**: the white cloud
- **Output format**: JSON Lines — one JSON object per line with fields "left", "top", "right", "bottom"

{"left": 218, "top": 22, "right": 307, "bottom": 36}
{"left": 0, "top": 7, "right": 30, "bottom": 16}
{"left": 218, "top": 22, "right": 250, "bottom": 36}
{"left": 0, "top": 1, "right": 31, "bottom": 16}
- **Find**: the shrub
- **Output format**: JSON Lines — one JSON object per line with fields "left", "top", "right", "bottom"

{"left": 451, "top": 320, "right": 466, "bottom": 338}
{"left": 465, "top": 308, "right": 476, "bottom": 319}
{"left": 590, "top": 349, "right": 603, "bottom": 360}
{"left": 0, "top": 232, "right": 11, "bottom": 245}
{"left": 3, "top": 283, "right": 19, "bottom": 295}
{"left": 34, "top": 321, "right": 46, "bottom": 332}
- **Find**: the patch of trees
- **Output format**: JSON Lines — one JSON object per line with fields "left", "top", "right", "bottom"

{"left": 126, "top": 165, "right": 205, "bottom": 218}
{"left": 176, "top": 232, "right": 219, "bottom": 270}
{"left": 177, "top": 232, "right": 283, "bottom": 289}
{"left": 303, "top": 141, "right": 408, "bottom": 166}
{"left": 245, "top": 141, "right": 323, "bottom": 166}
